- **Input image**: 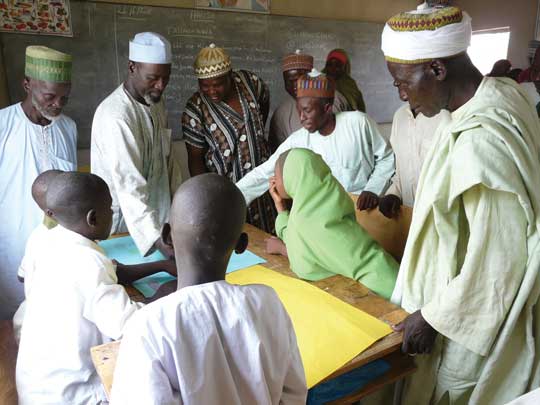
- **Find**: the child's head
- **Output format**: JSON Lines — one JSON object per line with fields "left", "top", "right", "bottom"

{"left": 31, "top": 170, "right": 63, "bottom": 211}
{"left": 46, "top": 172, "right": 112, "bottom": 241}
{"left": 164, "top": 173, "right": 248, "bottom": 280}
{"left": 274, "top": 150, "right": 291, "bottom": 200}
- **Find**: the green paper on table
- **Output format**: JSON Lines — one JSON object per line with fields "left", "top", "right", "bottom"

{"left": 99, "top": 235, "right": 267, "bottom": 298}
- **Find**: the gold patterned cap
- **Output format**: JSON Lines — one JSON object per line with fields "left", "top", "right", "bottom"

{"left": 381, "top": 6, "right": 472, "bottom": 64}
{"left": 387, "top": 6, "right": 463, "bottom": 32}
{"left": 25, "top": 46, "right": 72, "bottom": 83}
{"left": 194, "top": 44, "right": 232, "bottom": 79}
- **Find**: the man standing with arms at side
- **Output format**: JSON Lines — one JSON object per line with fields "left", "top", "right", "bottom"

{"left": 383, "top": 5, "right": 540, "bottom": 404}
{"left": 92, "top": 32, "right": 179, "bottom": 258}
{"left": 0, "top": 46, "right": 76, "bottom": 319}
{"left": 378, "top": 87, "right": 450, "bottom": 218}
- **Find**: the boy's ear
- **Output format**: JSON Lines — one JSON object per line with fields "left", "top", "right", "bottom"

{"left": 161, "top": 223, "right": 173, "bottom": 248}
{"left": 234, "top": 232, "right": 248, "bottom": 254}
{"left": 86, "top": 209, "right": 97, "bottom": 227}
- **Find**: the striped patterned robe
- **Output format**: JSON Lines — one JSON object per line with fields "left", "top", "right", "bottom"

{"left": 182, "top": 70, "right": 276, "bottom": 233}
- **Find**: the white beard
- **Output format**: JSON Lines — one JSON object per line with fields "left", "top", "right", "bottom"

{"left": 143, "top": 94, "right": 157, "bottom": 106}
{"left": 32, "top": 94, "right": 60, "bottom": 122}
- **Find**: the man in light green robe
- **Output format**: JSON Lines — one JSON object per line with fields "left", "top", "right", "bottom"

{"left": 381, "top": 5, "right": 540, "bottom": 405}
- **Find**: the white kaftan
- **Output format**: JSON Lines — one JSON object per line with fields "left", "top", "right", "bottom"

{"left": 110, "top": 281, "right": 307, "bottom": 405}
{"left": 0, "top": 102, "right": 77, "bottom": 319}
{"left": 386, "top": 105, "right": 451, "bottom": 207}
{"left": 269, "top": 90, "right": 350, "bottom": 145}
{"left": 12, "top": 222, "right": 51, "bottom": 342}
{"left": 394, "top": 77, "right": 540, "bottom": 404}
{"left": 237, "top": 111, "right": 395, "bottom": 204}
{"left": 16, "top": 225, "right": 142, "bottom": 405}
{"left": 91, "top": 85, "right": 178, "bottom": 255}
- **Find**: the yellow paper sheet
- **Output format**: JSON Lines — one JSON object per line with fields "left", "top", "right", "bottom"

{"left": 226, "top": 266, "right": 392, "bottom": 388}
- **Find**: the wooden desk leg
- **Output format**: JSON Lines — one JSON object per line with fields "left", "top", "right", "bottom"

{"left": 326, "top": 352, "right": 416, "bottom": 405}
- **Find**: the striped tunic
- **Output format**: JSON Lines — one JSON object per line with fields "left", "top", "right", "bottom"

{"left": 182, "top": 70, "right": 276, "bottom": 233}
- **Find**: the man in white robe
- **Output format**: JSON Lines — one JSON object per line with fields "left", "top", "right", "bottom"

{"left": 378, "top": 89, "right": 451, "bottom": 217}
{"left": 110, "top": 174, "right": 307, "bottom": 405}
{"left": 237, "top": 69, "right": 394, "bottom": 211}
{"left": 0, "top": 46, "right": 76, "bottom": 319}
{"left": 382, "top": 5, "right": 540, "bottom": 404}
{"left": 92, "top": 32, "right": 180, "bottom": 258}
{"left": 268, "top": 50, "right": 350, "bottom": 151}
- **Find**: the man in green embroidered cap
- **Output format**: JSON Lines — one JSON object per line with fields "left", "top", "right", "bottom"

{"left": 0, "top": 45, "right": 77, "bottom": 320}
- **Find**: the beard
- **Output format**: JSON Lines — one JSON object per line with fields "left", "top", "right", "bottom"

{"left": 144, "top": 92, "right": 162, "bottom": 105}
{"left": 31, "top": 93, "right": 60, "bottom": 122}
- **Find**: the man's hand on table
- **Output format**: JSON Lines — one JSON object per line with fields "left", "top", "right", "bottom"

{"left": 393, "top": 310, "right": 438, "bottom": 355}
{"left": 356, "top": 191, "right": 379, "bottom": 211}
{"left": 378, "top": 194, "right": 402, "bottom": 218}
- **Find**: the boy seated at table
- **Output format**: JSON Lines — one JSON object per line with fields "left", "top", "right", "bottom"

{"left": 267, "top": 148, "right": 398, "bottom": 299}
{"left": 13, "top": 169, "right": 62, "bottom": 342}
{"left": 110, "top": 173, "right": 307, "bottom": 405}
{"left": 16, "top": 172, "right": 152, "bottom": 405}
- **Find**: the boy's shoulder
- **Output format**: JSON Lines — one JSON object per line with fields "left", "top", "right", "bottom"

{"left": 46, "top": 226, "right": 116, "bottom": 278}
{"left": 137, "top": 282, "right": 283, "bottom": 323}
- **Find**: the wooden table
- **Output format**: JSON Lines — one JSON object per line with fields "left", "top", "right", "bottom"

{"left": 92, "top": 222, "right": 415, "bottom": 404}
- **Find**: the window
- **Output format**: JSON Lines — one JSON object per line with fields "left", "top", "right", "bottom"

{"left": 468, "top": 28, "right": 511, "bottom": 75}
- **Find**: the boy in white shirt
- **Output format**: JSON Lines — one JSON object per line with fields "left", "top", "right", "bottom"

{"left": 16, "top": 172, "right": 144, "bottom": 405}
{"left": 12, "top": 170, "right": 62, "bottom": 342}
{"left": 110, "top": 174, "right": 307, "bottom": 405}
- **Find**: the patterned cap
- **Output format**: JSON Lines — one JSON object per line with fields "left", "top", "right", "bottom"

{"left": 194, "top": 43, "right": 232, "bottom": 79}
{"left": 296, "top": 69, "right": 335, "bottom": 98}
{"left": 282, "top": 50, "right": 314, "bottom": 72}
{"left": 381, "top": 6, "right": 471, "bottom": 64}
{"left": 25, "top": 46, "right": 72, "bottom": 83}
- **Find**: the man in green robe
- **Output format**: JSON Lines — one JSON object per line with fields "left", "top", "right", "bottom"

{"left": 382, "top": 5, "right": 540, "bottom": 404}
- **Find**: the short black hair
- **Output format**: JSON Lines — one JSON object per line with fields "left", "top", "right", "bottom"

{"left": 46, "top": 172, "right": 110, "bottom": 226}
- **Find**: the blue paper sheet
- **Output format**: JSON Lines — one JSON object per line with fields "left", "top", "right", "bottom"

{"left": 99, "top": 236, "right": 166, "bottom": 265}
{"left": 132, "top": 272, "right": 176, "bottom": 298}
{"left": 99, "top": 235, "right": 267, "bottom": 298}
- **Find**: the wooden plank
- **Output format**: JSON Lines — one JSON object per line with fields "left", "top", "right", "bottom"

{"left": 90, "top": 341, "right": 121, "bottom": 400}
{"left": 326, "top": 352, "right": 417, "bottom": 404}
{"left": 350, "top": 194, "right": 413, "bottom": 262}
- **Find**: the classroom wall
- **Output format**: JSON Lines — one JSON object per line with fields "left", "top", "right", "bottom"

{"left": 92, "top": 0, "right": 420, "bottom": 23}
{"left": 1, "top": 0, "right": 537, "bottom": 106}
{"left": 454, "top": 0, "right": 538, "bottom": 68}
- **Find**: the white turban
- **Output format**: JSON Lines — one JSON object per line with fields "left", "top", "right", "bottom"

{"left": 129, "top": 32, "right": 172, "bottom": 64}
{"left": 381, "top": 6, "right": 472, "bottom": 64}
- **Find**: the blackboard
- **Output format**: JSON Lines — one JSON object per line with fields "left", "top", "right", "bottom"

{"left": 0, "top": 1, "right": 401, "bottom": 148}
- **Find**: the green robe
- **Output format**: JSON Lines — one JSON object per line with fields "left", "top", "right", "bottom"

{"left": 276, "top": 148, "right": 398, "bottom": 299}
{"left": 323, "top": 49, "right": 366, "bottom": 112}
{"left": 394, "top": 77, "right": 540, "bottom": 404}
